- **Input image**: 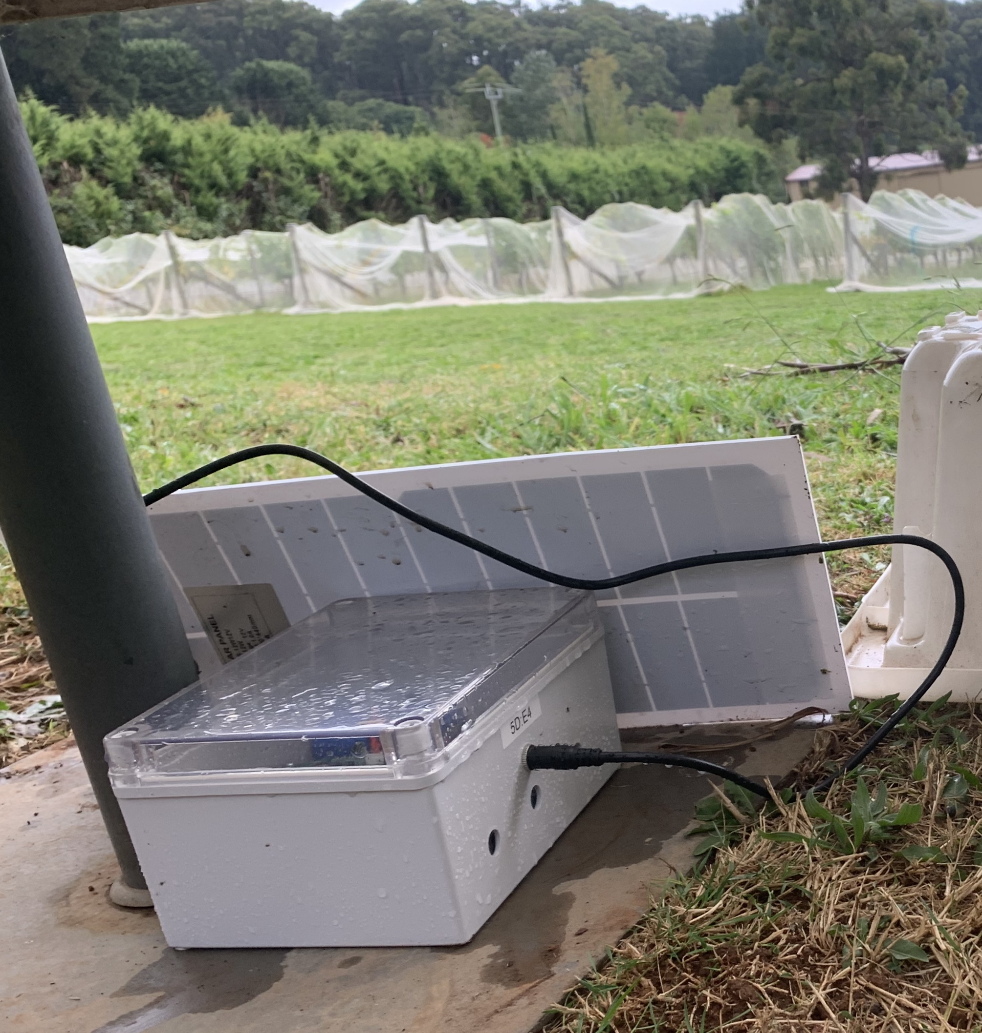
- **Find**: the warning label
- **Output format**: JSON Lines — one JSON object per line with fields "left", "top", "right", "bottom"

{"left": 185, "top": 583, "right": 290, "bottom": 664}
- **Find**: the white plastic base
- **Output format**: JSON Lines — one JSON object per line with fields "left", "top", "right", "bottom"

{"left": 845, "top": 565, "right": 982, "bottom": 701}
{"left": 115, "top": 638, "right": 620, "bottom": 948}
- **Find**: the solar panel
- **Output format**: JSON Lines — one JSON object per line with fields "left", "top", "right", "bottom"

{"left": 148, "top": 437, "right": 850, "bottom": 726}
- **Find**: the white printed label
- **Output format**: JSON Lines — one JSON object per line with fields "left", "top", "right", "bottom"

{"left": 501, "top": 693, "right": 542, "bottom": 748}
{"left": 185, "top": 583, "right": 290, "bottom": 664}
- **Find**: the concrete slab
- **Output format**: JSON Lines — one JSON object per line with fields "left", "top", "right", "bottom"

{"left": 0, "top": 724, "right": 816, "bottom": 1033}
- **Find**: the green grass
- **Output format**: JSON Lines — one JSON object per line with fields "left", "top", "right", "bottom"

{"left": 543, "top": 696, "right": 982, "bottom": 1032}
{"left": 2, "top": 282, "right": 981, "bottom": 610}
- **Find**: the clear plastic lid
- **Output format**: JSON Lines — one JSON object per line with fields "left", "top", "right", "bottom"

{"left": 106, "top": 588, "right": 599, "bottom": 785}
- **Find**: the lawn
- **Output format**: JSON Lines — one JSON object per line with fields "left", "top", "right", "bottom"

{"left": 3, "top": 281, "right": 980, "bottom": 613}
{"left": 545, "top": 697, "right": 982, "bottom": 1032}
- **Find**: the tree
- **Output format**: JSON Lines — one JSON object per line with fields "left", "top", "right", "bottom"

{"left": 616, "top": 41, "right": 677, "bottom": 107}
{"left": 940, "top": 2, "right": 982, "bottom": 139}
{"left": 581, "top": 48, "right": 631, "bottom": 148}
{"left": 548, "top": 67, "right": 589, "bottom": 147}
{"left": 507, "top": 50, "right": 559, "bottom": 141}
{"left": 230, "top": 59, "right": 317, "bottom": 126}
{"left": 121, "top": 0, "right": 341, "bottom": 98}
{"left": 644, "top": 13, "right": 713, "bottom": 104}
{"left": 2, "top": 14, "right": 136, "bottom": 115}
{"left": 2, "top": 0, "right": 854, "bottom": 135}
{"left": 637, "top": 102, "right": 679, "bottom": 139}
{"left": 321, "top": 97, "right": 429, "bottom": 135}
{"left": 735, "top": 0, "right": 969, "bottom": 200}
{"left": 124, "top": 39, "right": 220, "bottom": 117}
{"left": 705, "top": 13, "right": 768, "bottom": 90}
{"left": 680, "top": 84, "right": 756, "bottom": 141}
{"left": 336, "top": 0, "right": 472, "bottom": 108}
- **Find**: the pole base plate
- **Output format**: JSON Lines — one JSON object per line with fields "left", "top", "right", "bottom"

{"left": 109, "top": 877, "right": 153, "bottom": 909}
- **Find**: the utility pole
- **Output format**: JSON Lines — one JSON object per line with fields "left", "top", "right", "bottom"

{"left": 465, "top": 82, "right": 520, "bottom": 145}
{"left": 0, "top": 50, "right": 198, "bottom": 905}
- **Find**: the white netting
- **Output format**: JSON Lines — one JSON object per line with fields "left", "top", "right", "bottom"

{"left": 290, "top": 216, "right": 552, "bottom": 309}
{"left": 547, "top": 203, "right": 696, "bottom": 298}
{"left": 704, "top": 194, "right": 843, "bottom": 290}
{"left": 68, "top": 189, "right": 982, "bottom": 321}
{"left": 542, "top": 196, "right": 843, "bottom": 298}
{"left": 840, "top": 190, "right": 982, "bottom": 291}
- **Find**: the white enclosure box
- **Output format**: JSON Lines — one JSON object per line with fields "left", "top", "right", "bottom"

{"left": 106, "top": 588, "right": 620, "bottom": 948}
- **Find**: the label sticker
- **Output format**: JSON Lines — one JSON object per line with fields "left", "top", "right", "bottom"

{"left": 185, "top": 583, "right": 290, "bottom": 664}
{"left": 501, "top": 693, "right": 542, "bottom": 748}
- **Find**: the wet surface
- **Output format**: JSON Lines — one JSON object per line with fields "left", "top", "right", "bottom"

{"left": 109, "top": 588, "right": 590, "bottom": 776}
{"left": 91, "top": 949, "right": 288, "bottom": 1033}
{"left": 2, "top": 726, "right": 816, "bottom": 1033}
{"left": 465, "top": 733, "right": 731, "bottom": 989}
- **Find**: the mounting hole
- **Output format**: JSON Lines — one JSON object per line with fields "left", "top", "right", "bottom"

{"left": 530, "top": 785, "right": 540, "bottom": 809}
{"left": 488, "top": 829, "right": 500, "bottom": 856}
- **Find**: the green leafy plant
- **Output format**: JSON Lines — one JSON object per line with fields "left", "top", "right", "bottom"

{"left": 887, "top": 938, "right": 931, "bottom": 965}
{"left": 760, "top": 778, "right": 921, "bottom": 859}
{"left": 689, "top": 781, "right": 764, "bottom": 868}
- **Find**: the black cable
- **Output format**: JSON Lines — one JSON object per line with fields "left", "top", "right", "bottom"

{"left": 523, "top": 745, "right": 775, "bottom": 800}
{"left": 144, "top": 444, "right": 965, "bottom": 800}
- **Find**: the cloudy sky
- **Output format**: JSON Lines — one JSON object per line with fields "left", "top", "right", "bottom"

{"left": 306, "top": 0, "right": 740, "bottom": 21}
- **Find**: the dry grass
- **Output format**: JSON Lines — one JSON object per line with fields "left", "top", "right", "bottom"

{"left": 0, "top": 608, "right": 65, "bottom": 767}
{"left": 0, "top": 612, "right": 54, "bottom": 706}
{"left": 0, "top": 551, "right": 64, "bottom": 765}
{"left": 543, "top": 699, "right": 982, "bottom": 1033}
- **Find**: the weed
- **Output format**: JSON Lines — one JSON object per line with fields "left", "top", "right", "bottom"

{"left": 545, "top": 697, "right": 982, "bottom": 1032}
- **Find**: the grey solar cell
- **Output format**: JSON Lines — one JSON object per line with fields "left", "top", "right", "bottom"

{"left": 148, "top": 438, "right": 850, "bottom": 725}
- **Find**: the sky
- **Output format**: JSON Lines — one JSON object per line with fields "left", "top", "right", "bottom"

{"left": 305, "top": 0, "right": 741, "bottom": 21}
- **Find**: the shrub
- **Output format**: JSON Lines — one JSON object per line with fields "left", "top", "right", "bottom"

{"left": 24, "top": 98, "right": 786, "bottom": 246}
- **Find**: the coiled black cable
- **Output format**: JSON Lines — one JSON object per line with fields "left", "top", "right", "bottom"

{"left": 144, "top": 444, "right": 965, "bottom": 800}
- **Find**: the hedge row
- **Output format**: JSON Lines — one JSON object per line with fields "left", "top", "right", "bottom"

{"left": 21, "top": 98, "right": 786, "bottom": 246}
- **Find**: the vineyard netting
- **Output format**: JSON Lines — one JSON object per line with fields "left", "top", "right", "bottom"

{"left": 64, "top": 189, "right": 982, "bottom": 322}
{"left": 842, "top": 191, "right": 982, "bottom": 291}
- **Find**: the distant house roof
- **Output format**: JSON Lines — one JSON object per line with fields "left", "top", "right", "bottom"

{"left": 785, "top": 147, "right": 982, "bottom": 183}
{"left": 785, "top": 164, "right": 823, "bottom": 183}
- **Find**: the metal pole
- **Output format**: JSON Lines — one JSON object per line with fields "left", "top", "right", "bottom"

{"left": 244, "top": 230, "right": 267, "bottom": 310}
{"left": 692, "top": 199, "right": 708, "bottom": 288}
{"left": 551, "top": 206, "right": 575, "bottom": 297}
{"left": 287, "top": 222, "right": 311, "bottom": 308}
{"left": 417, "top": 214, "right": 439, "bottom": 300}
{"left": 0, "top": 50, "right": 198, "bottom": 904}
{"left": 163, "top": 230, "right": 189, "bottom": 316}
{"left": 481, "top": 218, "right": 500, "bottom": 293}
{"left": 840, "top": 192, "right": 855, "bottom": 284}
{"left": 486, "top": 85, "right": 504, "bottom": 145}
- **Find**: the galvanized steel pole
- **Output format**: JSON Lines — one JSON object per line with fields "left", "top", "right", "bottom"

{"left": 0, "top": 50, "right": 197, "bottom": 902}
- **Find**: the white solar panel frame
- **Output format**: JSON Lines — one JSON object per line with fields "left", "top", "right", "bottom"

{"left": 147, "top": 437, "right": 850, "bottom": 727}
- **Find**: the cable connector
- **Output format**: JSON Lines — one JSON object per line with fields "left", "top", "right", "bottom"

{"left": 525, "top": 744, "right": 609, "bottom": 769}
{"left": 524, "top": 742, "right": 775, "bottom": 800}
